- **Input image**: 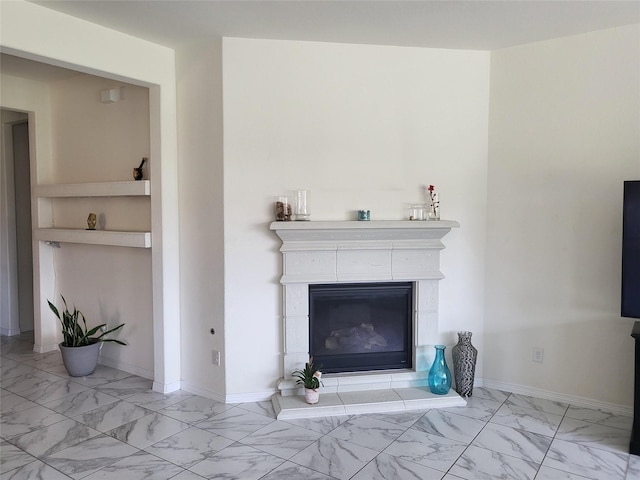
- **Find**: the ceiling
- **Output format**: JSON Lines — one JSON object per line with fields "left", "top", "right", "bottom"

{"left": 27, "top": 0, "right": 640, "bottom": 51}
{"left": 3, "top": 1, "right": 639, "bottom": 84}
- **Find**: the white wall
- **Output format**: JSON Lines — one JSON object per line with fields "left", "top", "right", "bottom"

{"left": 222, "top": 38, "right": 490, "bottom": 399}
{"left": 485, "top": 25, "right": 640, "bottom": 409}
{"left": 49, "top": 75, "right": 150, "bottom": 183}
{"left": 176, "top": 40, "right": 226, "bottom": 399}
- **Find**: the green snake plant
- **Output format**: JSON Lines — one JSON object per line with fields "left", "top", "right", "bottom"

{"left": 48, "top": 294, "right": 126, "bottom": 347}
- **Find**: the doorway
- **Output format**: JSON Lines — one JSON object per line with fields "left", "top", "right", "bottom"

{"left": 0, "top": 110, "right": 34, "bottom": 335}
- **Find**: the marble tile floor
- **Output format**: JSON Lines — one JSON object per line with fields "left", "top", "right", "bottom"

{"left": 1, "top": 332, "right": 638, "bottom": 480}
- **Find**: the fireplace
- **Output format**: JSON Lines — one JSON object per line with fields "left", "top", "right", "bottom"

{"left": 309, "top": 282, "right": 413, "bottom": 373}
{"left": 269, "top": 220, "right": 458, "bottom": 399}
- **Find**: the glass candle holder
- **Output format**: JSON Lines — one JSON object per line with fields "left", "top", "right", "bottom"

{"left": 409, "top": 204, "right": 426, "bottom": 221}
{"left": 294, "top": 189, "right": 310, "bottom": 221}
{"left": 275, "top": 196, "right": 291, "bottom": 221}
{"left": 357, "top": 210, "right": 370, "bottom": 221}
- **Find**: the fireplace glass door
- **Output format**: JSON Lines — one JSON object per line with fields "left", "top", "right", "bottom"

{"left": 309, "top": 282, "right": 413, "bottom": 373}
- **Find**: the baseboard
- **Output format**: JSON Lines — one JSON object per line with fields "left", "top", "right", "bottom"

{"left": 180, "top": 381, "right": 276, "bottom": 405}
{"left": 481, "top": 378, "right": 633, "bottom": 416}
{"left": 0, "top": 327, "right": 21, "bottom": 336}
{"left": 179, "top": 381, "right": 227, "bottom": 403}
{"left": 224, "top": 390, "right": 276, "bottom": 404}
{"left": 98, "top": 356, "right": 153, "bottom": 381}
{"left": 153, "top": 380, "right": 181, "bottom": 394}
{"left": 34, "top": 342, "right": 59, "bottom": 354}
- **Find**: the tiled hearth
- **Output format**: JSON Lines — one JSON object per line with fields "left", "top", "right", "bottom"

{"left": 270, "top": 220, "right": 461, "bottom": 419}
{"left": 273, "top": 387, "right": 464, "bottom": 420}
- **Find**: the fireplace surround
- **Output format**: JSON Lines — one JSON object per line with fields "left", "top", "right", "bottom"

{"left": 270, "top": 220, "right": 459, "bottom": 404}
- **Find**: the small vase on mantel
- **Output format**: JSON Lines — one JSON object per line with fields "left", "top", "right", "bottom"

{"left": 452, "top": 331, "right": 478, "bottom": 397}
{"left": 428, "top": 345, "right": 452, "bottom": 395}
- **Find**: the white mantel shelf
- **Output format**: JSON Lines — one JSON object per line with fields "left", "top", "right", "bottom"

{"left": 270, "top": 220, "right": 459, "bottom": 241}
{"left": 270, "top": 220, "right": 459, "bottom": 229}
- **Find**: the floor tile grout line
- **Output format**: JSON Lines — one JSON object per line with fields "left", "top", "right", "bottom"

{"left": 340, "top": 409, "right": 434, "bottom": 480}
{"left": 528, "top": 401, "right": 569, "bottom": 480}
{"left": 435, "top": 390, "right": 514, "bottom": 478}
{"left": 281, "top": 418, "right": 356, "bottom": 478}
{"left": 522, "top": 397, "right": 633, "bottom": 480}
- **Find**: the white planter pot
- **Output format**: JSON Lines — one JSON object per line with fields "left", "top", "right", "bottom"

{"left": 304, "top": 388, "right": 320, "bottom": 404}
{"left": 59, "top": 340, "right": 102, "bottom": 376}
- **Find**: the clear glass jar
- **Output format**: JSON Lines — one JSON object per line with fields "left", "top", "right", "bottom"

{"left": 409, "top": 204, "right": 426, "bottom": 221}
{"left": 294, "top": 189, "right": 310, "bottom": 221}
{"left": 428, "top": 192, "right": 440, "bottom": 220}
{"left": 275, "top": 196, "right": 291, "bottom": 221}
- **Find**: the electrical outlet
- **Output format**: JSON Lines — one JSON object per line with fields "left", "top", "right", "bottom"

{"left": 532, "top": 347, "right": 544, "bottom": 363}
{"left": 212, "top": 350, "right": 221, "bottom": 366}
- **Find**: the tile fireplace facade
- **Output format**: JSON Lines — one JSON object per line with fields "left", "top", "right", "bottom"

{"left": 270, "top": 220, "right": 459, "bottom": 397}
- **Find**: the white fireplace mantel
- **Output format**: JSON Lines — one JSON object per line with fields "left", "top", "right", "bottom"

{"left": 270, "top": 220, "right": 459, "bottom": 284}
{"left": 270, "top": 219, "right": 459, "bottom": 242}
{"left": 269, "top": 220, "right": 461, "bottom": 418}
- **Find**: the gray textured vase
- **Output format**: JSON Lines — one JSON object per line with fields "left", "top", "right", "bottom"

{"left": 452, "top": 331, "right": 477, "bottom": 397}
{"left": 59, "top": 340, "right": 102, "bottom": 376}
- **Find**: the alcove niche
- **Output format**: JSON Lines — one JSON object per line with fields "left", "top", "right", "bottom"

{"left": 1, "top": 53, "right": 178, "bottom": 392}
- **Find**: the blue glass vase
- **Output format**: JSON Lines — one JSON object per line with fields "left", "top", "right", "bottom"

{"left": 428, "top": 345, "right": 452, "bottom": 395}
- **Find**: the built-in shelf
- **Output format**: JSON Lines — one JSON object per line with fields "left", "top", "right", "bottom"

{"left": 35, "top": 228, "right": 151, "bottom": 248}
{"left": 33, "top": 180, "right": 150, "bottom": 197}
{"left": 33, "top": 180, "right": 151, "bottom": 248}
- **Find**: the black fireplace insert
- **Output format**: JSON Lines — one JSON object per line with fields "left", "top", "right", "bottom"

{"left": 309, "top": 282, "right": 413, "bottom": 373}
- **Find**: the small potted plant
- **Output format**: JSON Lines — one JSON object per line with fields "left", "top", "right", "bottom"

{"left": 48, "top": 295, "right": 126, "bottom": 377}
{"left": 292, "top": 356, "right": 323, "bottom": 404}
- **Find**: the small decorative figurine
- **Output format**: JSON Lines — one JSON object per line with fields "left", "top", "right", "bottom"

{"left": 87, "top": 213, "right": 97, "bottom": 230}
{"left": 133, "top": 157, "right": 147, "bottom": 181}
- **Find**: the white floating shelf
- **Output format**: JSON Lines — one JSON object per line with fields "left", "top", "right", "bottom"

{"left": 35, "top": 228, "right": 151, "bottom": 248}
{"left": 33, "top": 181, "right": 150, "bottom": 197}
